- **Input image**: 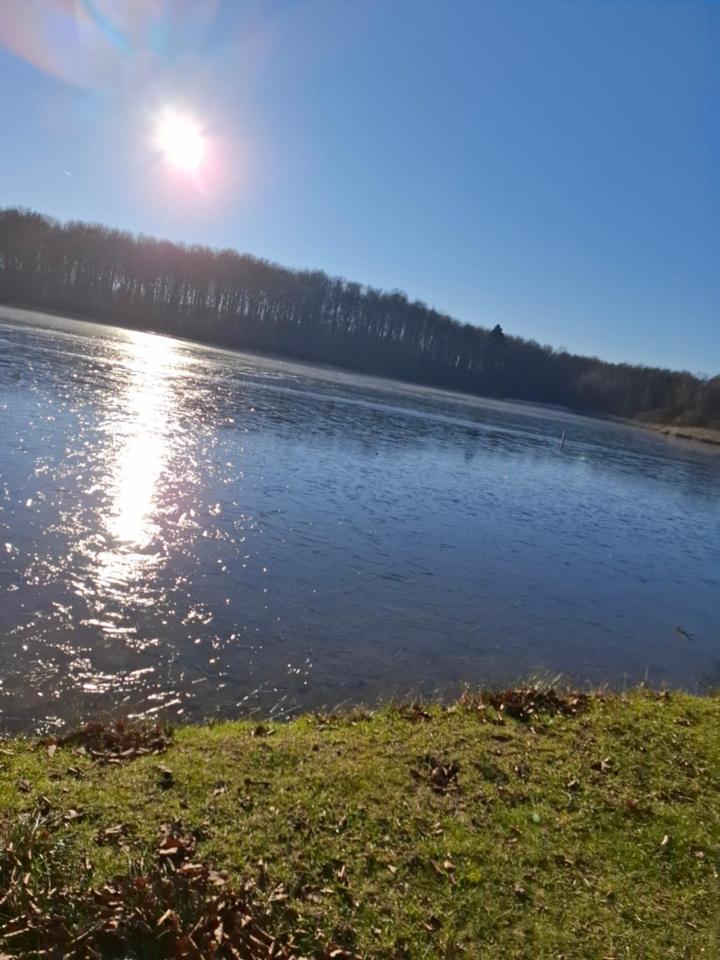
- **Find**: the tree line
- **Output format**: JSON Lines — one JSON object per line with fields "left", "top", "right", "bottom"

{"left": 1, "top": 207, "right": 718, "bottom": 427}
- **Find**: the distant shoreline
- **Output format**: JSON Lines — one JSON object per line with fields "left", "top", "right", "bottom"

{"left": 645, "top": 422, "right": 720, "bottom": 448}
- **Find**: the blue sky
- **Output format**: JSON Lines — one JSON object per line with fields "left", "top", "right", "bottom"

{"left": 0, "top": 0, "right": 717, "bottom": 373}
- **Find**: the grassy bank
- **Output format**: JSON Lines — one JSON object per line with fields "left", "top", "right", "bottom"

{"left": 1, "top": 688, "right": 719, "bottom": 958}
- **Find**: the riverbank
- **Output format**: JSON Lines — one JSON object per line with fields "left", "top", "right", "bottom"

{"left": 1, "top": 688, "right": 718, "bottom": 958}
{"left": 646, "top": 423, "right": 720, "bottom": 447}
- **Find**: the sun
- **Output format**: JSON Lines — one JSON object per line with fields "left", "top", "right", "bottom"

{"left": 154, "top": 108, "right": 205, "bottom": 172}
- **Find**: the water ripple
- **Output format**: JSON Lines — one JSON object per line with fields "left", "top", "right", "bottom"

{"left": 0, "top": 307, "right": 719, "bottom": 731}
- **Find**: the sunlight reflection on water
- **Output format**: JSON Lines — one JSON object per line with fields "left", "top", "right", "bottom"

{"left": 95, "top": 331, "right": 184, "bottom": 589}
{"left": 106, "top": 332, "right": 181, "bottom": 547}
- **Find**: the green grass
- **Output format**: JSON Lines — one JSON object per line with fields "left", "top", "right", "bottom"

{"left": 1, "top": 689, "right": 719, "bottom": 958}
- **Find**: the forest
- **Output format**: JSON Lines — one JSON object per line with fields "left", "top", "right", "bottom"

{"left": 1, "top": 207, "right": 718, "bottom": 427}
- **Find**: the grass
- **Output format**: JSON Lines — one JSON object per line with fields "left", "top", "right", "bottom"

{"left": 0, "top": 688, "right": 719, "bottom": 958}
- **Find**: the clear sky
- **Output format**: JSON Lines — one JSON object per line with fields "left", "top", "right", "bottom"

{"left": 0, "top": 0, "right": 717, "bottom": 373}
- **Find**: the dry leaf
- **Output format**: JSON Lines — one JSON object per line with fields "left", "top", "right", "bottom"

{"left": 157, "top": 765, "right": 174, "bottom": 788}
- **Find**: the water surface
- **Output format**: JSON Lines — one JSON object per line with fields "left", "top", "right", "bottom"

{"left": 1, "top": 307, "right": 719, "bottom": 731}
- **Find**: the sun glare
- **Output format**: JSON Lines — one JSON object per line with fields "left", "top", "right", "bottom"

{"left": 154, "top": 108, "right": 205, "bottom": 172}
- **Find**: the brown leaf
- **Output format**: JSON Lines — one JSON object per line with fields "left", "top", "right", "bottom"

{"left": 39, "top": 719, "right": 172, "bottom": 764}
{"left": 251, "top": 724, "right": 274, "bottom": 738}
{"left": 397, "top": 703, "right": 432, "bottom": 723}
{"left": 97, "top": 823, "right": 129, "bottom": 845}
{"left": 156, "top": 765, "right": 174, "bottom": 788}
{"left": 482, "top": 687, "right": 591, "bottom": 722}
{"left": 414, "top": 754, "right": 460, "bottom": 793}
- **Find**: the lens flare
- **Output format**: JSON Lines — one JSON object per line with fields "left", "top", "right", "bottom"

{"left": 154, "top": 108, "right": 205, "bottom": 172}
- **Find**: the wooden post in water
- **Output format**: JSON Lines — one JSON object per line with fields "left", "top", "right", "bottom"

{"left": 560, "top": 429, "right": 567, "bottom": 450}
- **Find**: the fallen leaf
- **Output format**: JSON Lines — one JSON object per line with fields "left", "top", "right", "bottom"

{"left": 39, "top": 719, "right": 172, "bottom": 764}
{"left": 251, "top": 724, "right": 274, "bottom": 738}
{"left": 482, "top": 687, "right": 591, "bottom": 722}
{"left": 157, "top": 765, "right": 174, "bottom": 788}
{"left": 413, "top": 755, "right": 460, "bottom": 793}
{"left": 97, "top": 824, "right": 129, "bottom": 845}
{"left": 397, "top": 703, "right": 432, "bottom": 722}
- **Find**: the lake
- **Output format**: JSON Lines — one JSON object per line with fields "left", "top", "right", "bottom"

{"left": 1, "top": 306, "right": 719, "bottom": 732}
